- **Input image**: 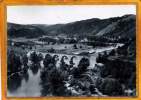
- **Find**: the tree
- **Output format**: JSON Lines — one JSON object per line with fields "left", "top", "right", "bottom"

{"left": 38, "top": 53, "right": 43, "bottom": 62}
{"left": 78, "top": 57, "right": 90, "bottom": 70}
{"left": 40, "top": 68, "right": 70, "bottom": 96}
{"left": 43, "top": 54, "right": 53, "bottom": 69}
{"left": 72, "top": 57, "right": 90, "bottom": 78}
{"left": 52, "top": 55, "right": 59, "bottom": 66}
{"left": 22, "top": 54, "right": 28, "bottom": 67}
{"left": 8, "top": 50, "right": 22, "bottom": 75}
{"left": 109, "top": 49, "right": 116, "bottom": 56}
{"left": 21, "top": 54, "right": 29, "bottom": 73}
{"left": 60, "top": 56, "right": 68, "bottom": 71}
{"left": 98, "top": 78, "right": 123, "bottom": 96}
{"left": 73, "top": 44, "right": 77, "bottom": 49}
{"left": 69, "top": 56, "right": 76, "bottom": 69}
{"left": 30, "top": 51, "right": 40, "bottom": 64}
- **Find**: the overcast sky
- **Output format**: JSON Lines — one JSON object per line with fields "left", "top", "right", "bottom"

{"left": 7, "top": 5, "right": 136, "bottom": 25}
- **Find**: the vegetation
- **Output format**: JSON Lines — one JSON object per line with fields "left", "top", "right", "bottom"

{"left": 7, "top": 14, "right": 136, "bottom": 96}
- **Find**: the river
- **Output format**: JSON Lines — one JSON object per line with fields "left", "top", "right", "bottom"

{"left": 7, "top": 44, "right": 123, "bottom": 97}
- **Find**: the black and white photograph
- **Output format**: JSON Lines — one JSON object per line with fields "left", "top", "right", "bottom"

{"left": 7, "top": 5, "right": 136, "bottom": 97}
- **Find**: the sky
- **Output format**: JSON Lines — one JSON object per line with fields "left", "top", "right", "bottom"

{"left": 7, "top": 5, "right": 136, "bottom": 25}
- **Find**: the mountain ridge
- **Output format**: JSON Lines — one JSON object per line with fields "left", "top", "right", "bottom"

{"left": 7, "top": 14, "right": 136, "bottom": 38}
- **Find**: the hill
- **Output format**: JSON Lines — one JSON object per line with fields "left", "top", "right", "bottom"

{"left": 7, "top": 14, "right": 136, "bottom": 39}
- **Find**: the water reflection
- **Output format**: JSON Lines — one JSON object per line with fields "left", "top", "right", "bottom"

{"left": 7, "top": 68, "right": 41, "bottom": 97}
{"left": 7, "top": 73, "right": 22, "bottom": 93}
{"left": 22, "top": 70, "right": 29, "bottom": 82}
{"left": 7, "top": 53, "right": 97, "bottom": 97}
{"left": 30, "top": 64, "right": 40, "bottom": 75}
{"left": 40, "top": 68, "right": 70, "bottom": 96}
{"left": 40, "top": 69, "right": 49, "bottom": 96}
